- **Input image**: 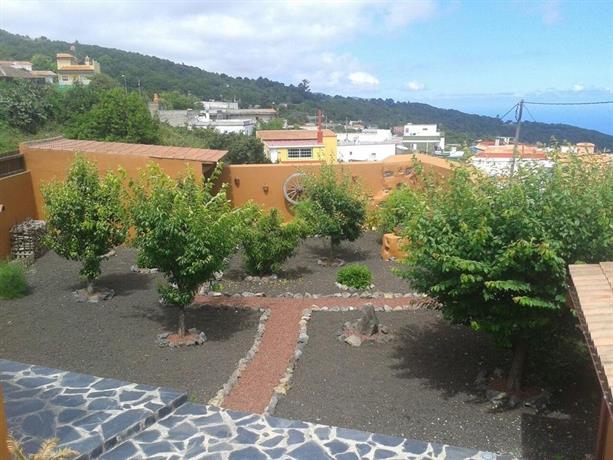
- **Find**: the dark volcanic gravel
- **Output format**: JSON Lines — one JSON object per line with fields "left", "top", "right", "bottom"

{"left": 275, "top": 310, "right": 600, "bottom": 459}
{"left": 0, "top": 248, "right": 260, "bottom": 403}
{"left": 221, "top": 231, "right": 409, "bottom": 296}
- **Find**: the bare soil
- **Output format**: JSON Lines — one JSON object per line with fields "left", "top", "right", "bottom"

{"left": 275, "top": 310, "right": 601, "bottom": 459}
{"left": 221, "top": 231, "right": 409, "bottom": 296}
{"left": 0, "top": 248, "right": 260, "bottom": 403}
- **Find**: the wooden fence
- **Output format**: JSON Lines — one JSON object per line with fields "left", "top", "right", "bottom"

{"left": 0, "top": 153, "right": 26, "bottom": 178}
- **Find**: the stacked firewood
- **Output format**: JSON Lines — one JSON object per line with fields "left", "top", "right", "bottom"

{"left": 10, "top": 219, "right": 47, "bottom": 260}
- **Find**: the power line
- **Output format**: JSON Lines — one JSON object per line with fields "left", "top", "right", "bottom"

{"left": 524, "top": 104, "right": 537, "bottom": 122}
{"left": 524, "top": 100, "right": 613, "bottom": 106}
{"left": 498, "top": 102, "right": 519, "bottom": 120}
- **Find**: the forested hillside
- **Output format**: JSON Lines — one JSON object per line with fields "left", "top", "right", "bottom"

{"left": 2, "top": 29, "right": 611, "bottom": 148}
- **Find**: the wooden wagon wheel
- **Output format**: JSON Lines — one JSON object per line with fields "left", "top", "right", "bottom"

{"left": 283, "top": 172, "right": 307, "bottom": 205}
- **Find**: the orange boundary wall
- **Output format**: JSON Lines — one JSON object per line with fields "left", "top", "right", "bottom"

{"left": 2, "top": 146, "right": 453, "bottom": 259}
{"left": 0, "top": 171, "right": 38, "bottom": 259}
{"left": 220, "top": 154, "right": 452, "bottom": 220}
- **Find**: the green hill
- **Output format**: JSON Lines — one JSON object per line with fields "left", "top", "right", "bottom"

{"left": 2, "top": 29, "right": 612, "bottom": 149}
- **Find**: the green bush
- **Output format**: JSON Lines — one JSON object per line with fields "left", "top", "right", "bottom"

{"left": 336, "top": 263, "right": 372, "bottom": 289}
{"left": 0, "top": 260, "right": 28, "bottom": 299}
{"left": 295, "top": 165, "right": 367, "bottom": 249}
{"left": 242, "top": 206, "right": 304, "bottom": 275}
{"left": 397, "top": 157, "right": 613, "bottom": 391}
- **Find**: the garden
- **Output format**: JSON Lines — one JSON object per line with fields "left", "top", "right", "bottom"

{"left": 1, "top": 154, "right": 611, "bottom": 459}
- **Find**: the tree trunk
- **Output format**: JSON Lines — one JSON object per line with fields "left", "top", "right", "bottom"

{"left": 86, "top": 280, "right": 95, "bottom": 295}
{"left": 177, "top": 305, "right": 186, "bottom": 337}
{"left": 506, "top": 339, "right": 528, "bottom": 393}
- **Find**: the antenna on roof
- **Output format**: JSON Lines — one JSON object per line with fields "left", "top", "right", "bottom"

{"left": 317, "top": 109, "right": 323, "bottom": 144}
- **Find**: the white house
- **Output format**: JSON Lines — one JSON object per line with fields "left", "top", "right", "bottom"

{"left": 190, "top": 111, "right": 255, "bottom": 135}
{"left": 471, "top": 146, "right": 551, "bottom": 176}
{"left": 402, "top": 123, "right": 445, "bottom": 153}
{"left": 337, "top": 129, "right": 398, "bottom": 162}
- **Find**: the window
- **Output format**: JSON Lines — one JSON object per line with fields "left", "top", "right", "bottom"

{"left": 287, "top": 147, "right": 313, "bottom": 158}
{"left": 61, "top": 75, "right": 69, "bottom": 81}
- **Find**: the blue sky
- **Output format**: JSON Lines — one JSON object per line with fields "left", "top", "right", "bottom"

{"left": 2, "top": 0, "right": 612, "bottom": 133}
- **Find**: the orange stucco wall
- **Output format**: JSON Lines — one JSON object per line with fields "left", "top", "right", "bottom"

{"left": 220, "top": 154, "right": 452, "bottom": 220}
{"left": 21, "top": 144, "right": 204, "bottom": 221}
{"left": 0, "top": 171, "right": 38, "bottom": 259}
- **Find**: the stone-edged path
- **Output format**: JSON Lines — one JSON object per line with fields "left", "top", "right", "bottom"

{"left": 194, "top": 295, "right": 426, "bottom": 414}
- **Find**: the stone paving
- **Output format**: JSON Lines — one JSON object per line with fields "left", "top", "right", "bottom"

{"left": 0, "top": 359, "right": 186, "bottom": 459}
{"left": 100, "top": 402, "right": 510, "bottom": 460}
{"left": 1, "top": 359, "right": 512, "bottom": 459}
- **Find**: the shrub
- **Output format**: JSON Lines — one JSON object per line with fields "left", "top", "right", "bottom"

{"left": 337, "top": 263, "right": 372, "bottom": 289}
{"left": 295, "top": 165, "right": 367, "bottom": 250}
{"left": 377, "top": 185, "right": 421, "bottom": 234}
{"left": 242, "top": 205, "right": 304, "bottom": 275}
{"left": 130, "top": 164, "right": 243, "bottom": 337}
{"left": 42, "top": 156, "right": 127, "bottom": 294}
{"left": 0, "top": 260, "right": 28, "bottom": 299}
{"left": 397, "top": 157, "right": 613, "bottom": 391}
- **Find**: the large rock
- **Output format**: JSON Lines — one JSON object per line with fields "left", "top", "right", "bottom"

{"left": 355, "top": 304, "right": 379, "bottom": 336}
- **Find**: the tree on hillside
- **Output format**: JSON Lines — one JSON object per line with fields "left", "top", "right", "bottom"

{"left": 129, "top": 164, "right": 243, "bottom": 340}
{"left": 0, "top": 80, "right": 54, "bottom": 133}
{"left": 258, "top": 118, "right": 285, "bottom": 130}
{"left": 160, "top": 125, "right": 269, "bottom": 164}
{"left": 296, "top": 165, "right": 367, "bottom": 252}
{"left": 43, "top": 156, "right": 127, "bottom": 299}
{"left": 298, "top": 79, "right": 310, "bottom": 93}
{"left": 66, "top": 88, "right": 159, "bottom": 144}
{"left": 396, "top": 158, "right": 613, "bottom": 392}
{"left": 159, "top": 90, "right": 200, "bottom": 110}
{"left": 31, "top": 53, "right": 56, "bottom": 71}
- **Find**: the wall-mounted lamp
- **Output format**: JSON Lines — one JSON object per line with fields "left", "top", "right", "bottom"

{"left": 234, "top": 178, "right": 240, "bottom": 187}
{"left": 0, "top": 204, "right": 5, "bottom": 213}
{"left": 262, "top": 185, "right": 269, "bottom": 193}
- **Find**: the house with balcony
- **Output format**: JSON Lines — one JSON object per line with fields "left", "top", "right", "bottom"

{"left": 402, "top": 123, "right": 445, "bottom": 154}
{"left": 56, "top": 52, "right": 100, "bottom": 86}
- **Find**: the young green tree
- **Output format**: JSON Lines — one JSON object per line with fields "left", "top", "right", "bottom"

{"left": 66, "top": 88, "right": 159, "bottom": 144}
{"left": 43, "top": 156, "right": 127, "bottom": 295}
{"left": 241, "top": 204, "right": 304, "bottom": 275}
{"left": 397, "top": 158, "right": 613, "bottom": 391}
{"left": 295, "top": 165, "right": 367, "bottom": 250}
{"left": 0, "top": 80, "right": 54, "bottom": 133}
{"left": 130, "top": 164, "right": 242, "bottom": 337}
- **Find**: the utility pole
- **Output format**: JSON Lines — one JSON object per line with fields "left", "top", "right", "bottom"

{"left": 121, "top": 74, "right": 127, "bottom": 94}
{"left": 510, "top": 99, "right": 524, "bottom": 176}
{"left": 137, "top": 79, "right": 142, "bottom": 97}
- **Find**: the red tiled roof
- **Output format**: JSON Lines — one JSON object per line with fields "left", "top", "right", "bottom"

{"left": 256, "top": 129, "right": 336, "bottom": 141}
{"left": 57, "top": 65, "right": 96, "bottom": 72}
{"left": 25, "top": 137, "right": 227, "bottom": 163}
{"left": 264, "top": 140, "right": 324, "bottom": 148}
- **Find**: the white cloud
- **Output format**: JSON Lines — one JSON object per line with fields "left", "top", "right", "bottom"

{"left": 406, "top": 80, "right": 426, "bottom": 91}
{"left": 572, "top": 83, "right": 585, "bottom": 92}
{"left": 0, "top": 0, "right": 438, "bottom": 95}
{"left": 348, "top": 72, "right": 380, "bottom": 88}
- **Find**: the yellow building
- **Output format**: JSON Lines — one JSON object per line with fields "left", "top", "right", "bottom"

{"left": 256, "top": 129, "right": 337, "bottom": 163}
{"left": 56, "top": 52, "right": 100, "bottom": 86}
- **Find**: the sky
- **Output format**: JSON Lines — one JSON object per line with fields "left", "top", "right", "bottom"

{"left": 2, "top": 0, "right": 612, "bottom": 134}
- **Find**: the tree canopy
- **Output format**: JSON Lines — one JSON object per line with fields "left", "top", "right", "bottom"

{"left": 129, "top": 164, "right": 243, "bottom": 336}
{"left": 42, "top": 156, "right": 127, "bottom": 290}
{"left": 395, "top": 158, "right": 613, "bottom": 390}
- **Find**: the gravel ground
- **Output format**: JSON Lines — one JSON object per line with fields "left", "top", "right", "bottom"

{"left": 0, "top": 249, "right": 260, "bottom": 403}
{"left": 221, "top": 231, "right": 409, "bottom": 296}
{"left": 275, "top": 310, "right": 600, "bottom": 459}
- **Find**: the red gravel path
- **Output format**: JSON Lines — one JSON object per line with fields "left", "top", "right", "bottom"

{"left": 194, "top": 295, "right": 420, "bottom": 413}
